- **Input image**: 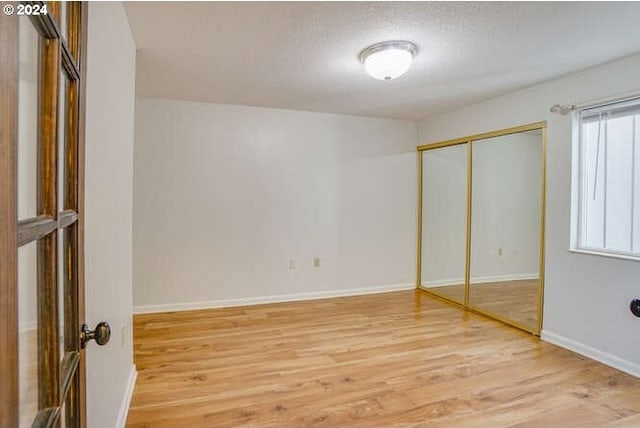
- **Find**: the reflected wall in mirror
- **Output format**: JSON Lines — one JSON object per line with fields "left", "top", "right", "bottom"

{"left": 469, "top": 129, "right": 544, "bottom": 331}
{"left": 18, "top": 242, "right": 38, "bottom": 428}
{"left": 18, "top": 18, "right": 40, "bottom": 427}
{"left": 420, "top": 144, "right": 467, "bottom": 304}
{"left": 18, "top": 14, "right": 39, "bottom": 220}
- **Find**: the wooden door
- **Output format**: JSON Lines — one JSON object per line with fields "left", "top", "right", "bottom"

{"left": 1, "top": 2, "right": 92, "bottom": 427}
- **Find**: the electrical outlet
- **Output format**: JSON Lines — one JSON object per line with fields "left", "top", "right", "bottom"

{"left": 313, "top": 257, "right": 320, "bottom": 268}
{"left": 289, "top": 260, "right": 296, "bottom": 270}
{"left": 498, "top": 248, "right": 503, "bottom": 257}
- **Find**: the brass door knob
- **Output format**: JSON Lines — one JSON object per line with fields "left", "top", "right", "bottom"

{"left": 81, "top": 321, "right": 111, "bottom": 348}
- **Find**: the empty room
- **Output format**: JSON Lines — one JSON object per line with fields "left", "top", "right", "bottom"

{"left": 3, "top": 1, "right": 640, "bottom": 427}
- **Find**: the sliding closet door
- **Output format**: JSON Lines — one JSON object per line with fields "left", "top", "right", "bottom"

{"left": 417, "top": 122, "right": 546, "bottom": 335}
{"left": 419, "top": 144, "right": 468, "bottom": 305}
{"left": 468, "top": 130, "right": 544, "bottom": 333}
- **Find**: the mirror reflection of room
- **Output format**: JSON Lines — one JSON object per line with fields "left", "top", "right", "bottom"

{"left": 420, "top": 144, "right": 467, "bottom": 304}
{"left": 418, "top": 125, "right": 545, "bottom": 334}
{"left": 469, "top": 130, "right": 543, "bottom": 330}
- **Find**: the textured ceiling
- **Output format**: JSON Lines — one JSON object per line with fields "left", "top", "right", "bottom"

{"left": 124, "top": 2, "right": 640, "bottom": 120}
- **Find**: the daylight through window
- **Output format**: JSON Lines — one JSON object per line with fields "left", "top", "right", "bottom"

{"left": 576, "top": 97, "right": 640, "bottom": 258}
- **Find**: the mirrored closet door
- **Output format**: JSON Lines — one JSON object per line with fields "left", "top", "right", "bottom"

{"left": 417, "top": 123, "right": 546, "bottom": 335}
{"left": 469, "top": 130, "right": 544, "bottom": 332}
{"left": 419, "top": 144, "right": 468, "bottom": 305}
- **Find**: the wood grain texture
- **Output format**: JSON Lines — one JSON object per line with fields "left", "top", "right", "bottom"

{"left": 469, "top": 279, "right": 539, "bottom": 328}
{"left": 3, "top": 4, "right": 87, "bottom": 426}
{"left": 424, "top": 282, "right": 466, "bottom": 303}
{"left": 428, "top": 279, "right": 540, "bottom": 329}
{"left": 126, "top": 291, "right": 640, "bottom": 427}
{"left": 58, "top": 2, "right": 87, "bottom": 425}
{"left": 0, "top": 10, "right": 19, "bottom": 427}
{"left": 69, "top": 3, "right": 88, "bottom": 425}
{"left": 37, "top": 29, "right": 61, "bottom": 411}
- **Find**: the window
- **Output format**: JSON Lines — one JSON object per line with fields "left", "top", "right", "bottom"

{"left": 574, "top": 97, "right": 640, "bottom": 259}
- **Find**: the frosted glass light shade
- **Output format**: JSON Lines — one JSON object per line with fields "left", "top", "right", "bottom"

{"left": 359, "top": 41, "right": 417, "bottom": 81}
{"left": 364, "top": 49, "right": 413, "bottom": 80}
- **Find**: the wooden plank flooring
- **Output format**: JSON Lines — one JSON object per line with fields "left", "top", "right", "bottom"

{"left": 428, "top": 280, "right": 540, "bottom": 328}
{"left": 126, "top": 291, "right": 640, "bottom": 427}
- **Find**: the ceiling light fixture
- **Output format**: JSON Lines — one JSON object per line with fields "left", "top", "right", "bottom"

{"left": 359, "top": 40, "right": 417, "bottom": 81}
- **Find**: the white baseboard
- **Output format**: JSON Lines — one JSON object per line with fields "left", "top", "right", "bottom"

{"left": 541, "top": 330, "right": 640, "bottom": 378}
{"left": 116, "top": 365, "right": 137, "bottom": 428}
{"left": 134, "top": 283, "right": 415, "bottom": 314}
{"left": 473, "top": 273, "right": 539, "bottom": 284}
{"left": 423, "top": 273, "right": 538, "bottom": 288}
{"left": 422, "top": 278, "right": 465, "bottom": 287}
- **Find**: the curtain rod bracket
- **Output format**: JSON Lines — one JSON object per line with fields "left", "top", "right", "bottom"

{"left": 549, "top": 104, "right": 575, "bottom": 115}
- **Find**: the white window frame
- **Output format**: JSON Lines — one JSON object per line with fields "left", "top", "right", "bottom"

{"left": 570, "top": 96, "right": 640, "bottom": 262}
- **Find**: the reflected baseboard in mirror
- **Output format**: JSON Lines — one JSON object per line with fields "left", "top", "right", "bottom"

{"left": 420, "top": 282, "right": 465, "bottom": 304}
{"left": 419, "top": 143, "right": 468, "bottom": 306}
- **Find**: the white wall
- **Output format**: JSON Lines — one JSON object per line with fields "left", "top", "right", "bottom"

{"left": 418, "top": 53, "right": 640, "bottom": 376}
{"left": 470, "top": 133, "right": 541, "bottom": 281}
{"left": 85, "top": 2, "right": 136, "bottom": 427}
{"left": 421, "top": 144, "right": 467, "bottom": 286}
{"left": 17, "top": 16, "right": 39, "bottom": 334}
{"left": 18, "top": 15, "right": 39, "bottom": 338}
{"left": 133, "top": 98, "right": 417, "bottom": 311}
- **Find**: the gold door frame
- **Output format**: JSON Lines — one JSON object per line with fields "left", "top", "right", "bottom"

{"left": 416, "top": 121, "right": 547, "bottom": 335}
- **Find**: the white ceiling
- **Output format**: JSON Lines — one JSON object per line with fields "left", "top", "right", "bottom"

{"left": 124, "top": 2, "right": 640, "bottom": 121}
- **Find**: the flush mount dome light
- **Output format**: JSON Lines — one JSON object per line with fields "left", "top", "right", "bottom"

{"left": 359, "top": 40, "right": 417, "bottom": 81}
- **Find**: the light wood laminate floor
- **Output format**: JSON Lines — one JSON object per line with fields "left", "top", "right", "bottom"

{"left": 126, "top": 290, "right": 640, "bottom": 427}
{"left": 427, "top": 279, "right": 540, "bottom": 328}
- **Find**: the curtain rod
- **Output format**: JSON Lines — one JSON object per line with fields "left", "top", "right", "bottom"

{"left": 549, "top": 88, "right": 640, "bottom": 115}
